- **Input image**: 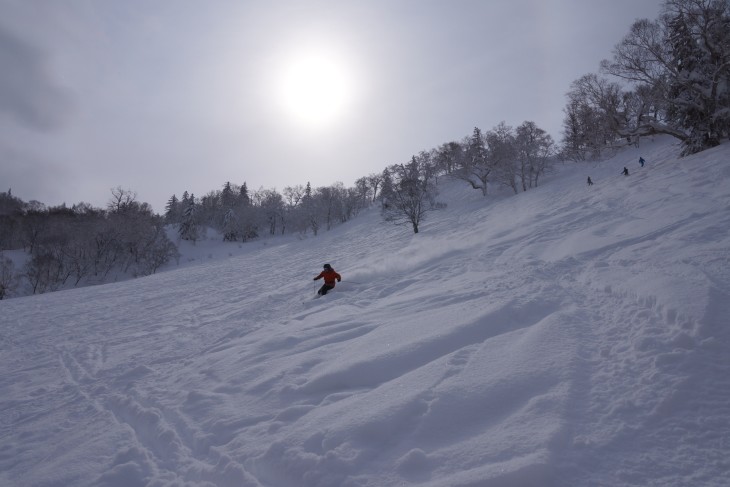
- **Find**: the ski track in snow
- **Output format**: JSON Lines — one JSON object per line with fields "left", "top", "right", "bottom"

{"left": 1, "top": 136, "right": 730, "bottom": 486}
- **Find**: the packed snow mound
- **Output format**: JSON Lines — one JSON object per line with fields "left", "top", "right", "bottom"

{"left": 2, "top": 136, "right": 729, "bottom": 486}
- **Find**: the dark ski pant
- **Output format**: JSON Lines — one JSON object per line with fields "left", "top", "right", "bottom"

{"left": 318, "top": 284, "right": 334, "bottom": 295}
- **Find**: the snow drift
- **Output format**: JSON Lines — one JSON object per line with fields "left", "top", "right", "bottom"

{"left": 1, "top": 136, "right": 729, "bottom": 486}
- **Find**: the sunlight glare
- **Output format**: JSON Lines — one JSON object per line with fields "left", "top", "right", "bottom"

{"left": 275, "top": 49, "right": 354, "bottom": 129}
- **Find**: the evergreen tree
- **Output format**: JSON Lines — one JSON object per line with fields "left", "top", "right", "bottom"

{"left": 222, "top": 208, "right": 238, "bottom": 241}
{"left": 221, "top": 182, "right": 235, "bottom": 209}
{"left": 178, "top": 194, "right": 200, "bottom": 242}
{"left": 238, "top": 182, "right": 250, "bottom": 207}
{"left": 164, "top": 194, "right": 180, "bottom": 223}
{"left": 302, "top": 182, "right": 319, "bottom": 235}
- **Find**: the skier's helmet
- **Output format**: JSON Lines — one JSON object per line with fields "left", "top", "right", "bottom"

{"left": 323, "top": 263, "right": 332, "bottom": 269}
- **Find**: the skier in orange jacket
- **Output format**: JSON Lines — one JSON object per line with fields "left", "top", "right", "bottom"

{"left": 313, "top": 263, "right": 341, "bottom": 296}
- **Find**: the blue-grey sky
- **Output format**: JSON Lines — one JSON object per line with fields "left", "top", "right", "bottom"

{"left": 1, "top": 0, "right": 664, "bottom": 212}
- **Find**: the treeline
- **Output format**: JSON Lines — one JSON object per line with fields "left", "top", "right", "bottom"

{"left": 163, "top": 118, "right": 556, "bottom": 240}
{"left": 163, "top": 179, "right": 376, "bottom": 244}
{"left": 378, "top": 119, "right": 556, "bottom": 233}
{"left": 561, "top": 0, "right": 730, "bottom": 159}
{"left": 0, "top": 188, "right": 178, "bottom": 299}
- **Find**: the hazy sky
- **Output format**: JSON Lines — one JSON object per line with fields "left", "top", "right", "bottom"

{"left": 1, "top": 0, "right": 664, "bottom": 212}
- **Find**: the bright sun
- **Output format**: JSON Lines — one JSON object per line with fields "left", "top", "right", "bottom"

{"left": 275, "top": 49, "right": 354, "bottom": 128}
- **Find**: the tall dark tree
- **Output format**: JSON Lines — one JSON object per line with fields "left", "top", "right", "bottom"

{"left": 221, "top": 182, "right": 235, "bottom": 209}
{"left": 164, "top": 194, "right": 180, "bottom": 223}
{"left": 0, "top": 190, "right": 25, "bottom": 250}
{"left": 238, "top": 182, "right": 250, "bottom": 207}
{"left": 179, "top": 194, "right": 200, "bottom": 242}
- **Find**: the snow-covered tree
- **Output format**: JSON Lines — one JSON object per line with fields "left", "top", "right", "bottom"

{"left": 222, "top": 208, "right": 238, "bottom": 241}
{"left": 486, "top": 123, "right": 519, "bottom": 193}
{"left": 453, "top": 127, "right": 492, "bottom": 196}
{"left": 1, "top": 191, "right": 178, "bottom": 297}
{"left": 367, "top": 173, "right": 384, "bottom": 203}
{"left": 221, "top": 182, "right": 236, "bottom": 209}
{"left": 301, "top": 182, "right": 320, "bottom": 236}
{"left": 164, "top": 194, "right": 181, "bottom": 223}
{"left": 238, "top": 182, "right": 250, "bottom": 207}
{"left": 135, "top": 223, "right": 179, "bottom": 275}
{"left": 198, "top": 191, "right": 220, "bottom": 228}
{"left": 434, "top": 141, "right": 463, "bottom": 175}
{"left": 282, "top": 185, "right": 307, "bottom": 234}
{"left": 178, "top": 195, "right": 200, "bottom": 242}
{"left": 600, "top": 0, "right": 730, "bottom": 154}
{"left": 316, "top": 184, "right": 346, "bottom": 231}
{"left": 378, "top": 169, "right": 393, "bottom": 207}
{"left": 514, "top": 121, "right": 556, "bottom": 190}
{"left": 665, "top": 0, "right": 730, "bottom": 153}
{"left": 381, "top": 154, "right": 445, "bottom": 234}
{"left": 256, "top": 189, "right": 284, "bottom": 235}
{"left": 342, "top": 186, "right": 365, "bottom": 221}
{"left": 560, "top": 74, "right": 625, "bottom": 160}
{"left": 354, "top": 177, "right": 372, "bottom": 209}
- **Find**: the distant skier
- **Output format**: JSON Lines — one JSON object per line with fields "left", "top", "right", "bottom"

{"left": 639, "top": 157, "right": 645, "bottom": 167}
{"left": 587, "top": 176, "right": 594, "bottom": 186}
{"left": 313, "top": 263, "right": 341, "bottom": 296}
{"left": 622, "top": 167, "right": 629, "bottom": 176}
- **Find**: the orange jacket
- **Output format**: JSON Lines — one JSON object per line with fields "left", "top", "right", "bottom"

{"left": 314, "top": 268, "right": 341, "bottom": 286}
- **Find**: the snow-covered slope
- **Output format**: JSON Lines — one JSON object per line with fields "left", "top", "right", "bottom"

{"left": 2, "top": 136, "right": 729, "bottom": 487}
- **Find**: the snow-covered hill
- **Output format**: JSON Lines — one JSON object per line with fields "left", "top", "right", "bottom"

{"left": 2, "top": 136, "right": 729, "bottom": 486}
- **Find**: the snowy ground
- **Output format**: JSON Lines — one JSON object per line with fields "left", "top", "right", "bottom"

{"left": 2, "top": 136, "right": 729, "bottom": 486}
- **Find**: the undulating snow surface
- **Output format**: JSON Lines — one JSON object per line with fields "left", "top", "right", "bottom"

{"left": 2, "top": 136, "right": 729, "bottom": 486}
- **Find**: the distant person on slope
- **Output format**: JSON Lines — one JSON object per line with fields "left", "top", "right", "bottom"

{"left": 639, "top": 157, "right": 645, "bottom": 167}
{"left": 587, "top": 176, "right": 594, "bottom": 186}
{"left": 622, "top": 167, "right": 630, "bottom": 176}
{"left": 313, "top": 263, "right": 341, "bottom": 296}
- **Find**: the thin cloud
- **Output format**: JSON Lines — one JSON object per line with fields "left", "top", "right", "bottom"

{"left": 0, "top": 24, "right": 73, "bottom": 131}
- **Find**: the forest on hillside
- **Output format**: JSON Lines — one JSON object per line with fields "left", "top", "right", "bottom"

{"left": 2, "top": 0, "right": 727, "bottom": 299}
